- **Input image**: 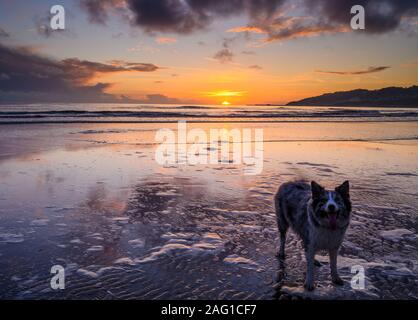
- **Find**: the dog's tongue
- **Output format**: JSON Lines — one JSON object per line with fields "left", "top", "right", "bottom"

{"left": 329, "top": 214, "right": 337, "bottom": 230}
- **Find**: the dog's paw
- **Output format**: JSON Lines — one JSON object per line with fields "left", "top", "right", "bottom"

{"left": 304, "top": 281, "right": 315, "bottom": 291}
{"left": 332, "top": 277, "right": 344, "bottom": 286}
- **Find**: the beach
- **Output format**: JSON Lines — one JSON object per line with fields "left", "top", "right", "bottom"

{"left": 0, "top": 106, "right": 417, "bottom": 300}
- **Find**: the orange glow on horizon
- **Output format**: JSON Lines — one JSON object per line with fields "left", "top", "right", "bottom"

{"left": 93, "top": 63, "right": 413, "bottom": 105}
{"left": 206, "top": 90, "right": 246, "bottom": 98}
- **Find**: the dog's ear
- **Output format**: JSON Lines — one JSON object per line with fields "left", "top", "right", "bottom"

{"left": 336, "top": 181, "right": 351, "bottom": 212}
{"left": 311, "top": 181, "right": 325, "bottom": 199}
{"left": 335, "top": 181, "right": 349, "bottom": 198}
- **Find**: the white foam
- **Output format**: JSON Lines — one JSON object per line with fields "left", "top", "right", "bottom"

{"left": 30, "top": 219, "right": 49, "bottom": 226}
{"left": 114, "top": 257, "right": 135, "bottom": 265}
{"left": 134, "top": 232, "right": 225, "bottom": 264}
{"left": 76, "top": 268, "right": 98, "bottom": 278}
{"left": 87, "top": 245, "right": 104, "bottom": 252}
{"left": 380, "top": 229, "right": 415, "bottom": 241}
{"left": 0, "top": 233, "right": 24, "bottom": 243}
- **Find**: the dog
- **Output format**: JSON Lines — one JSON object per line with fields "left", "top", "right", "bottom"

{"left": 274, "top": 180, "right": 351, "bottom": 291}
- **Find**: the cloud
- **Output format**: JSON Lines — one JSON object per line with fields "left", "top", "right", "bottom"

{"left": 213, "top": 48, "right": 234, "bottom": 64}
{"left": 0, "top": 27, "right": 10, "bottom": 38}
{"left": 233, "top": 1, "right": 418, "bottom": 42}
{"left": 79, "top": 0, "right": 418, "bottom": 42}
{"left": 228, "top": 26, "right": 265, "bottom": 34}
{"left": 229, "top": 15, "right": 349, "bottom": 43}
{"left": 140, "top": 94, "right": 181, "bottom": 104}
{"left": 0, "top": 42, "right": 159, "bottom": 103}
{"left": 306, "top": 0, "right": 418, "bottom": 34}
{"left": 212, "top": 37, "right": 238, "bottom": 64}
{"left": 80, "top": 0, "right": 286, "bottom": 34}
{"left": 33, "top": 10, "right": 77, "bottom": 39}
{"left": 249, "top": 65, "right": 262, "bottom": 70}
{"left": 242, "top": 50, "right": 256, "bottom": 55}
{"left": 79, "top": 0, "right": 126, "bottom": 25}
{"left": 105, "top": 59, "right": 159, "bottom": 72}
{"left": 34, "top": 14, "right": 55, "bottom": 38}
{"left": 155, "top": 37, "right": 177, "bottom": 44}
{"left": 267, "top": 18, "right": 349, "bottom": 42}
{"left": 315, "top": 66, "right": 390, "bottom": 75}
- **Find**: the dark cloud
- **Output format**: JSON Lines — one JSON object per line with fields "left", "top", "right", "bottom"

{"left": 212, "top": 37, "right": 238, "bottom": 63}
{"left": 126, "top": 0, "right": 286, "bottom": 34}
{"left": 262, "top": 17, "right": 347, "bottom": 42}
{"left": 70, "top": 59, "right": 159, "bottom": 72}
{"left": 0, "top": 27, "right": 10, "bottom": 38}
{"left": 213, "top": 48, "right": 234, "bottom": 64}
{"left": 80, "top": 0, "right": 286, "bottom": 34}
{"left": 79, "top": 0, "right": 418, "bottom": 42}
{"left": 306, "top": 0, "right": 418, "bottom": 34}
{"left": 316, "top": 66, "right": 390, "bottom": 75}
{"left": 0, "top": 42, "right": 159, "bottom": 103}
{"left": 237, "top": 1, "right": 418, "bottom": 42}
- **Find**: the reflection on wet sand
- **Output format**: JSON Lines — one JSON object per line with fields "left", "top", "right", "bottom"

{"left": 0, "top": 122, "right": 417, "bottom": 299}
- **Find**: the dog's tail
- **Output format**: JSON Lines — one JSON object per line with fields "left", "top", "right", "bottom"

{"left": 274, "top": 186, "right": 289, "bottom": 233}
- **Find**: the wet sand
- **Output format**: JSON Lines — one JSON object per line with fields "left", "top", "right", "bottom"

{"left": 0, "top": 122, "right": 417, "bottom": 299}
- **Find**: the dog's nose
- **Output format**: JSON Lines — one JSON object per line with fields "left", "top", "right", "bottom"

{"left": 328, "top": 204, "right": 336, "bottom": 212}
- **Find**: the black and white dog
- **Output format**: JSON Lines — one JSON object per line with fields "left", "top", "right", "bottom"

{"left": 274, "top": 180, "right": 351, "bottom": 291}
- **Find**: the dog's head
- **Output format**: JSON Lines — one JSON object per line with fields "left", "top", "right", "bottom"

{"left": 310, "top": 181, "right": 351, "bottom": 230}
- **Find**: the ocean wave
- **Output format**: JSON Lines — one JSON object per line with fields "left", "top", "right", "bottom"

{"left": 1, "top": 105, "right": 418, "bottom": 124}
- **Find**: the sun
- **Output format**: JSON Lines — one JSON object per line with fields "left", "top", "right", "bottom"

{"left": 222, "top": 101, "right": 231, "bottom": 106}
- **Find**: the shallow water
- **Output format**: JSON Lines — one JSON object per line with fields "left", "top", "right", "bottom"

{"left": 1, "top": 103, "right": 418, "bottom": 123}
{"left": 0, "top": 122, "right": 417, "bottom": 299}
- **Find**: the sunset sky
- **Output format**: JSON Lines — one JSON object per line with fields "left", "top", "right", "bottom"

{"left": 0, "top": 0, "right": 417, "bottom": 105}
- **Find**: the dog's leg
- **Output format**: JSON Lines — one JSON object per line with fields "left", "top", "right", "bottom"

{"left": 278, "top": 227, "right": 287, "bottom": 259}
{"left": 329, "top": 248, "right": 344, "bottom": 285}
{"left": 304, "top": 246, "right": 315, "bottom": 291}
{"left": 275, "top": 198, "right": 288, "bottom": 259}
